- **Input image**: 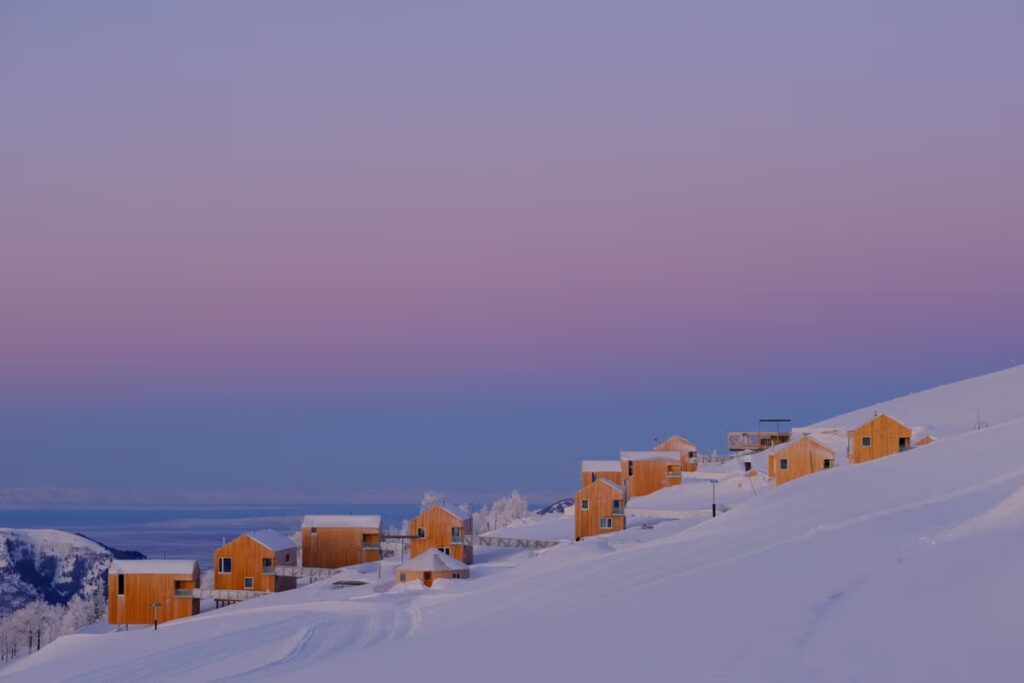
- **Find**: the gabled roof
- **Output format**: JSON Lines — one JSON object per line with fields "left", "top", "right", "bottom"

{"left": 580, "top": 477, "right": 626, "bottom": 495}
{"left": 620, "top": 450, "right": 680, "bottom": 462}
{"left": 302, "top": 514, "right": 382, "bottom": 529}
{"left": 656, "top": 435, "right": 697, "bottom": 451}
{"left": 581, "top": 459, "right": 621, "bottom": 472}
{"left": 245, "top": 529, "right": 297, "bottom": 552}
{"left": 398, "top": 548, "right": 469, "bottom": 572}
{"left": 849, "top": 413, "right": 912, "bottom": 432}
{"left": 420, "top": 505, "right": 471, "bottom": 522}
{"left": 110, "top": 560, "right": 198, "bottom": 575}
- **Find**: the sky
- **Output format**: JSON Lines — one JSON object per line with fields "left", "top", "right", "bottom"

{"left": 1, "top": 1, "right": 1022, "bottom": 505}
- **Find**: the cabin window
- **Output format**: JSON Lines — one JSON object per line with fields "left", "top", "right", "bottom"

{"left": 439, "top": 547, "right": 451, "bottom": 555}
{"left": 117, "top": 574, "right": 125, "bottom": 596}
{"left": 823, "top": 459, "right": 833, "bottom": 469}
{"left": 599, "top": 518, "right": 613, "bottom": 529}
{"left": 416, "top": 527, "right": 425, "bottom": 538}
{"left": 262, "top": 557, "right": 273, "bottom": 569}
{"left": 743, "top": 461, "right": 752, "bottom": 472}
{"left": 580, "top": 499, "right": 589, "bottom": 511}
{"left": 861, "top": 436, "right": 871, "bottom": 447}
{"left": 285, "top": 553, "right": 291, "bottom": 563}
{"left": 591, "top": 472, "right": 596, "bottom": 482}
{"left": 244, "top": 577, "right": 254, "bottom": 590}
{"left": 453, "top": 573, "right": 461, "bottom": 579}
{"left": 779, "top": 458, "right": 788, "bottom": 470}
{"left": 612, "top": 499, "right": 622, "bottom": 510}
{"left": 310, "top": 527, "right": 318, "bottom": 535}
{"left": 218, "top": 557, "right": 233, "bottom": 574}
{"left": 899, "top": 437, "right": 910, "bottom": 451}
{"left": 452, "top": 527, "right": 462, "bottom": 538}
{"left": 628, "top": 461, "right": 634, "bottom": 476}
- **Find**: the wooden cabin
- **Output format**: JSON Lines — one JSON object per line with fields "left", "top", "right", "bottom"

{"left": 847, "top": 414, "right": 912, "bottom": 464}
{"left": 214, "top": 530, "right": 298, "bottom": 595}
{"left": 396, "top": 549, "right": 470, "bottom": 587}
{"left": 767, "top": 435, "right": 838, "bottom": 486}
{"left": 655, "top": 435, "right": 700, "bottom": 473}
{"left": 107, "top": 560, "right": 200, "bottom": 627}
{"left": 575, "top": 478, "right": 627, "bottom": 541}
{"left": 409, "top": 505, "right": 473, "bottom": 565}
{"left": 580, "top": 459, "right": 625, "bottom": 488}
{"left": 301, "top": 515, "right": 382, "bottom": 569}
{"left": 620, "top": 451, "right": 682, "bottom": 498}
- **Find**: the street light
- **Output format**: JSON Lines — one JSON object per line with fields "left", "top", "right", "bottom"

{"left": 151, "top": 602, "right": 161, "bottom": 631}
{"left": 708, "top": 479, "right": 720, "bottom": 518}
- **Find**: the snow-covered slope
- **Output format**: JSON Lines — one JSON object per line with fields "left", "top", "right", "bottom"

{"left": 806, "top": 364, "right": 1024, "bottom": 436}
{"left": 6, "top": 369, "right": 1024, "bottom": 682}
{"left": 0, "top": 530, "right": 116, "bottom": 616}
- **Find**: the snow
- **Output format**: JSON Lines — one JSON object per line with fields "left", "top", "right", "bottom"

{"left": 397, "top": 549, "right": 468, "bottom": 572}
{"left": 301, "top": 515, "right": 381, "bottom": 529}
{"left": 580, "top": 459, "right": 620, "bottom": 472}
{"left": 109, "top": 560, "right": 198, "bottom": 575}
{"left": 245, "top": 530, "right": 296, "bottom": 552}
{"left": 619, "top": 450, "right": 679, "bottom": 462}
{"left": 8, "top": 366, "right": 1024, "bottom": 683}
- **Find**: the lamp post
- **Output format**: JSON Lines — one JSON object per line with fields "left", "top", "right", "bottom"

{"left": 151, "top": 602, "right": 161, "bottom": 630}
{"left": 709, "top": 479, "right": 720, "bottom": 518}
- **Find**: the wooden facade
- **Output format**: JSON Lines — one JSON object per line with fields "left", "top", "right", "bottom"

{"left": 848, "top": 415, "right": 912, "bottom": 464}
{"left": 768, "top": 436, "right": 837, "bottom": 486}
{"left": 580, "top": 460, "right": 625, "bottom": 488}
{"left": 655, "top": 435, "right": 700, "bottom": 473}
{"left": 214, "top": 531, "right": 298, "bottom": 593}
{"left": 396, "top": 549, "right": 470, "bottom": 587}
{"left": 621, "top": 452, "right": 682, "bottom": 498}
{"left": 409, "top": 506, "right": 474, "bottom": 564}
{"left": 575, "top": 478, "right": 627, "bottom": 541}
{"left": 301, "top": 515, "right": 382, "bottom": 569}
{"left": 107, "top": 560, "right": 200, "bottom": 626}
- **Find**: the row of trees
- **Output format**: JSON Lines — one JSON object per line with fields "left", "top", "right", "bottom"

{"left": 417, "top": 490, "right": 529, "bottom": 534}
{"left": 0, "top": 590, "right": 106, "bottom": 664}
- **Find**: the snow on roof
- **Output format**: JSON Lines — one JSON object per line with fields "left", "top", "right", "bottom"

{"left": 398, "top": 548, "right": 469, "bottom": 572}
{"left": 582, "top": 478, "right": 625, "bottom": 495}
{"left": 620, "top": 450, "right": 680, "bottom": 462}
{"left": 110, "top": 560, "right": 197, "bottom": 575}
{"left": 656, "top": 435, "right": 697, "bottom": 450}
{"left": 581, "top": 459, "right": 621, "bottom": 472}
{"left": 302, "top": 515, "right": 381, "bottom": 529}
{"left": 245, "top": 529, "right": 297, "bottom": 552}
{"left": 421, "top": 504, "right": 471, "bottom": 521}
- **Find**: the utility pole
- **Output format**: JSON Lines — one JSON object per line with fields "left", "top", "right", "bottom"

{"left": 151, "top": 602, "right": 161, "bottom": 631}
{"left": 709, "top": 479, "right": 719, "bottom": 517}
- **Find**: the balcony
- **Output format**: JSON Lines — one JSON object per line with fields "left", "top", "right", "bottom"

{"left": 362, "top": 543, "right": 381, "bottom": 551}
{"left": 174, "top": 588, "right": 193, "bottom": 598}
{"left": 450, "top": 535, "right": 467, "bottom": 545}
{"left": 612, "top": 508, "right": 625, "bottom": 517}
{"left": 262, "top": 566, "right": 275, "bottom": 575}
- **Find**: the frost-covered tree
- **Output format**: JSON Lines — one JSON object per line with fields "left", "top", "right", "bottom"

{"left": 472, "top": 491, "right": 529, "bottom": 533}
{"left": 420, "top": 490, "right": 445, "bottom": 512}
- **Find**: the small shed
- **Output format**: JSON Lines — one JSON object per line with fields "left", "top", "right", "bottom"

{"left": 409, "top": 505, "right": 474, "bottom": 564}
{"left": 580, "top": 459, "right": 625, "bottom": 488}
{"left": 301, "top": 514, "right": 382, "bottom": 569}
{"left": 107, "top": 559, "right": 200, "bottom": 626}
{"left": 214, "top": 530, "right": 298, "bottom": 594}
{"left": 396, "top": 549, "right": 469, "bottom": 587}
{"left": 847, "top": 414, "right": 912, "bottom": 464}
{"left": 766, "top": 434, "right": 842, "bottom": 486}
{"left": 575, "top": 478, "right": 627, "bottom": 541}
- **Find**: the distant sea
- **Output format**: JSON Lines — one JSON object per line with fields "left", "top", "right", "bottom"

{"left": 0, "top": 504, "right": 420, "bottom": 569}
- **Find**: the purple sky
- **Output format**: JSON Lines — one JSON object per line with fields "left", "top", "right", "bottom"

{"left": 1, "top": 1, "right": 1022, "bottom": 504}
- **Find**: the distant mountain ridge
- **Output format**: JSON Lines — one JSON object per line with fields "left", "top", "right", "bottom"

{"left": 0, "top": 528, "right": 143, "bottom": 616}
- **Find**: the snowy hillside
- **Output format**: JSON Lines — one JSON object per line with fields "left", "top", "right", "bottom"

{"left": 6, "top": 368, "right": 1024, "bottom": 682}
{"left": 805, "top": 364, "right": 1024, "bottom": 436}
{"left": 0, "top": 530, "right": 117, "bottom": 617}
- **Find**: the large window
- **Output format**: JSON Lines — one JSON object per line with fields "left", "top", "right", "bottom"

{"left": 262, "top": 557, "right": 273, "bottom": 569}
{"left": 599, "top": 518, "right": 613, "bottom": 529}
{"left": 218, "top": 557, "right": 232, "bottom": 574}
{"left": 612, "top": 499, "right": 622, "bottom": 510}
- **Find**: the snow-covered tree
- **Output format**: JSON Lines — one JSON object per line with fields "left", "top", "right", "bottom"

{"left": 472, "top": 491, "right": 529, "bottom": 533}
{"left": 420, "top": 490, "right": 445, "bottom": 512}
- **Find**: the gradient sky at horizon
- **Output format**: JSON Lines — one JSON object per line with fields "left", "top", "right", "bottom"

{"left": 1, "top": 1, "right": 1022, "bottom": 503}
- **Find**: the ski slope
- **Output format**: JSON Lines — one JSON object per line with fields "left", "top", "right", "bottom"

{"left": 6, "top": 368, "right": 1024, "bottom": 682}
